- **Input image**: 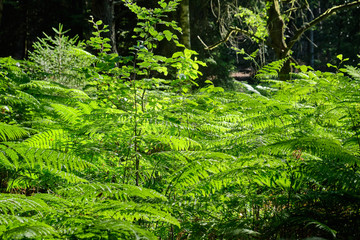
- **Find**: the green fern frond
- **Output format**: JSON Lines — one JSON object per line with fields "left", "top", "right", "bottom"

{"left": 76, "top": 101, "right": 98, "bottom": 114}
{"left": 198, "top": 122, "right": 232, "bottom": 134}
{"left": 94, "top": 201, "right": 180, "bottom": 227}
{"left": 0, "top": 194, "right": 53, "bottom": 215}
{"left": 20, "top": 80, "right": 89, "bottom": 99}
{"left": 220, "top": 113, "right": 244, "bottom": 123}
{"left": 1, "top": 90, "right": 40, "bottom": 108}
{"left": 345, "top": 65, "right": 360, "bottom": 81}
{"left": 32, "top": 193, "right": 73, "bottom": 208}
{"left": 1, "top": 224, "right": 56, "bottom": 240}
{"left": 57, "top": 183, "right": 167, "bottom": 201}
{"left": 0, "top": 144, "right": 20, "bottom": 169}
{"left": 150, "top": 135, "right": 202, "bottom": 151}
{"left": 45, "top": 168, "right": 88, "bottom": 183}
{"left": 305, "top": 220, "right": 337, "bottom": 238}
{"left": 91, "top": 219, "right": 157, "bottom": 240}
{"left": 15, "top": 90, "right": 41, "bottom": 106}
{"left": 23, "top": 129, "right": 66, "bottom": 148}
{"left": 19, "top": 145, "right": 92, "bottom": 171}
{"left": 0, "top": 123, "right": 29, "bottom": 141}
{"left": 255, "top": 58, "right": 288, "bottom": 79}
{"left": 166, "top": 158, "right": 226, "bottom": 192}
{"left": 50, "top": 103, "right": 81, "bottom": 125}
{"left": 259, "top": 137, "right": 359, "bottom": 164}
{"left": 0, "top": 142, "right": 92, "bottom": 183}
{"left": 0, "top": 215, "right": 37, "bottom": 226}
{"left": 304, "top": 161, "right": 360, "bottom": 191}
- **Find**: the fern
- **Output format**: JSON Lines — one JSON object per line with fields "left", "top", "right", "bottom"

{"left": 57, "top": 183, "right": 167, "bottom": 201}
{"left": 0, "top": 123, "right": 29, "bottom": 141}
{"left": 255, "top": 58, "right": 288, "bottom": 79}
{"left": 258, "top": 137, "right": 359, "bottom": 165}
{"left": 0, "top": 194, "right": 53, "bottom": 215}
{"left": 345, "top": 65, "right": 360, "bottom": 81}
{"left": 1, "top": 225, "right": 56, "bottom": 240}
{"left": 93, "top": 201, "right": 179, "bottom": 226}
{"left": 23, "top": 129, "right": 65, "bottom": 149}
{"left": 20, "top": 80, "right": 90, "bottom": 99}
{"left": 82, "top": 219, "right": 157, "bottom": 240}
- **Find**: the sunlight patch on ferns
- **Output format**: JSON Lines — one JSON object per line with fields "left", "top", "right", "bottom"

{"left": 15, "top": 144, "right": 92, "bottom": 171}
{"left": 0, "top": 123, "right": 29, "bottom": 141}
{"left": 50, "top": 103, "right": 82, "bottom": 125}
{"left": 23, "top": 129, "right": 66, "bottom": 148}
{"left": 345, "top": 65, "right": 360, "bottom": 81}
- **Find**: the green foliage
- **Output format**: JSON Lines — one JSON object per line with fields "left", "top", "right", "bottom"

{"left": 2, "top": 0, "right": 360, "bottom": 239}
{"left": 235, "top": 6, "right": 268, "bottom": 43}
{"left": 28, "top": 24, "right": 94, "bottom": 88}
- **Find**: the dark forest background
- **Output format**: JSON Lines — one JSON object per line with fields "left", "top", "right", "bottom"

{"left": 1, "top": 0, "right": 359, "bottom": 84}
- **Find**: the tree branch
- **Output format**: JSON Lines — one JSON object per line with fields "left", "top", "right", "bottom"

{"left": 205, "top": 27, "right": 264, "bottom": 50}
{"left": 287, "top": 0, "right": 360, "bottom": 51}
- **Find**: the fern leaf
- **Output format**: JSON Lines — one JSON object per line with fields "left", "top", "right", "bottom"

{"left": 166, "top": 158, "right": 225, "bottom": 192}
{"left": 345, "top": 65, "right": 360, "bottom": 81}
{"left": 94, "top": 201, "right": 180, "bottom": 227}
{"left": 1, "top": 225, "right": 56, "bottom": 240}
{"left": 149, "top": 135, "right": 202, "bottom": 151}
{"left": 15, "top": 90, "right": 41, "bottom": 106}
{"left": 255, "top": 58, "right": 288, "bottom": 79}
{"left": 50, "top": 103, "right": 81, "bottom": 125}
{"left": 305, "top": 220, "right": 337, "bottom": 238}
{"left": 57, "top": 183, "right": 167, "bottom": 201}
{"left": 92, "top": 219, "right": 157, "bottom": 240}
{"left": 0, "top": 194, "right": 53, "bottom": 216}
{"left": 0, "top": 215, "right": 37, "bottom": 226}
{"left": 20, "top": 80, "right": 89, "bottom": 99}
{"left": 23, "top": 129, "right": 65, "bottom": 148}
{"left": 0, "top": 142, "right": 92, "bottom": 183}
{"left": 259, "top": 137, "right": 359, "bottom": 165}
{"left": 0, "top": 143, "right": 21, "bottom": 170}
{"left": 45, "top": 168, "right": 88, "bottom": 183}
{"left": 0, "top": 123, "right": 29, "bottom": 141}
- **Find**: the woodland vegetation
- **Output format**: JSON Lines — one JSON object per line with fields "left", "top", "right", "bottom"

{"left": 1, "top": 0, "right": 360, "bottom": 239}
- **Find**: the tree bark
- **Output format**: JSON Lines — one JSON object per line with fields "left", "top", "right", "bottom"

{"left": 266, "top": 0, "right": 290, "bottom": 79}
{"left": 179, "top": 0, "right": 191, "bottom": 49}
{"left": 266, "top": 0, "right": 287, "bottom": 59}
{"left": 91, "top": 0, "right": 118, "bottom": 54}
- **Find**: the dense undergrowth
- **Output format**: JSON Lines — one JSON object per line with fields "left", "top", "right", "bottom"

{"left": 1, "top": 0, "right": 360, "bottom": 239}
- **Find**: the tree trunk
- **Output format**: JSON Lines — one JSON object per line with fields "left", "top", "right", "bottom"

{"left": 179, "top": 0, "right": 191, "bottom": 49}
{"left": 92, "top": 0, "right": 118, "bottom": 54}
{"left": 266, "top": 0, "right": 291, "bottom": 79}
{"left": 266, "top": 0, "right": 287, "bottom": 59}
